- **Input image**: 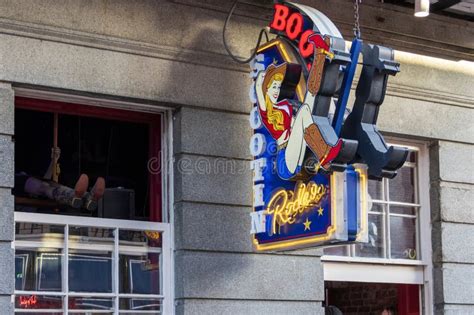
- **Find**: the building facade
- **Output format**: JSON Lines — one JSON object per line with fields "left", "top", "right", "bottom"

{"left": 0, "top": 0, "right": 472, "bottom": 314}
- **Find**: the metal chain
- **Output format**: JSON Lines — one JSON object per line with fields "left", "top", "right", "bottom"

{"left": 353, "top": 0, "right": 362, "bottom": 39}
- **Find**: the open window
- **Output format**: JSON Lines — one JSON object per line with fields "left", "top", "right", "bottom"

{"left": 14, "top": 97, "right": 163, "bottom": 222}
{"left": 13, "top": 97, "right": 172, "bottom": 314}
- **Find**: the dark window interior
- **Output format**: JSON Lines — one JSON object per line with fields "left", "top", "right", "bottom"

{"left": 14, "top": 108, "right": 152, "bottom": 220}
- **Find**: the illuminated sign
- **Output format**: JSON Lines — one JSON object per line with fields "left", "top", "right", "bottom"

{"left": 249, "top": 2, "right": 407, "bottom": 251}
{"left": 19, "top": 295, "right": 37, "bottom": 308}
{"left": 266, "top": 181, "right": 326, "bottom": 234}
{"left": 144, "top": 231, "right": 160, "bottom": 241}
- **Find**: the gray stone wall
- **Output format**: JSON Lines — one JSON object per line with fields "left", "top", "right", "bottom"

{"left": 0, "top": 1, "right": 471, "bottom": 314}
{"left": 0, "top": 83, "right": 15, "bottom": 314}
{"left": 431, "top": 141, "right": 474, "bottom": 314}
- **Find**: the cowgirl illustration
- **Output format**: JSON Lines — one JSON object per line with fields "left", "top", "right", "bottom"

{"left": 255, "top": 35, "right": 343, "bottom": 180}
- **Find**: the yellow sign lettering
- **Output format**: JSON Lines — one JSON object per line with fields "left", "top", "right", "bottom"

{"left": 266, "top": 181, "right": 326, "bottom": 234}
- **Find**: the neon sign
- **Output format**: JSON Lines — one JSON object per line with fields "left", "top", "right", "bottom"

{"left": 266, "top": 181, "right": 326, "bottom": 234}
{"left": 271, "top": 4, "right": 322, "bottom": 58}
{"left": 144, "top": 231, "right": 160, "bottom": 241}
{"left": 249, "top": 2, "right": 407, "bottom": 251}
{"left": 19, "top": 295, "right": 37, "bottom": 308}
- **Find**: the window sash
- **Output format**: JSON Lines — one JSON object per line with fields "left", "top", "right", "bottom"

{"left": 323, "top": 139, "right": 434, "bottom": 314}
{"left": 323, "top": 143, "right": 423, "bottom": 263}
{"left": 13, "top": 212, "right": 171, "bottom": 315}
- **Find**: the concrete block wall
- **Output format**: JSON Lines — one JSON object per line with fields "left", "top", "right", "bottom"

{"left": 0, "top": 83, "right": 15, "bottom": 314}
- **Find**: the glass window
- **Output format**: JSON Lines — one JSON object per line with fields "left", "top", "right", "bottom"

{"left": 354, "top": 212, "right": 385, "bottom": 258}
{"left": 324, "top": 145, "right": 421, "bottom": 261}
{"left": 14, "top": 215, "right": 167, "bottom": 314}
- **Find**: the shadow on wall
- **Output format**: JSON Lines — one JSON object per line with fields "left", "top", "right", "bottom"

{"left": 165, "top": 0, "right": 259, "bottom": 300}
{"left": 155, "top": 0, "right": 259, "bottom": 111}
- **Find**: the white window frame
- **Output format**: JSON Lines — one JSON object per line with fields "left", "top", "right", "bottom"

{"left": 12, "top": 88, "right": 176, "bottom": 315}
{"left": 322, "top": 138, "right": 433, "bottom": 314}
{"left": 14, "top": 212, "right": 172, "bottom": 314}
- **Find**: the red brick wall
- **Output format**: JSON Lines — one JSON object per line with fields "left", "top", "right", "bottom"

{"left": 325, "top": 282, "right": 398, "bottom": 314}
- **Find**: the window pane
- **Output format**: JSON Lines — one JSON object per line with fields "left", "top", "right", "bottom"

{"left": 15, "top": 250, "right": 63, "bottom": 291}
{"left": 390, "top": 216, "right": 417, "bottom": 260}
{"left": 120, "top": 253, "right": 160, "bottom": 294}
{"left": 69, "top": 226, "right": 114, "bottom": 248}
{"left": 323, "top": 245, "right": 348, "bottom": 256}
{"left": 368, "top": 179, "right": 384, "bottom": 200}
{"left": 390, "top": 205, "right": 417, "bottom": 216}
{"left": 406, "top": 150, "right": 417, "bottom": 163}
{"left": 68, "top": 251, "right": 112, "bottom": 293}
{"left": 15, "top": 294, "right": 63, "bottom": 311}
{"left": 120, "top": 297, "right": 162, "bottom": 311}
{"left": 389, "top": 166, "right": 416, "bottom": 203}
{"left": 119, "top": 230, "right": 162, "bottom": 249}
{"left": 15, "top": 223, "right": 64, "bottom": 247}
{"left": 68, "top": 297, "right": 114, "bottom": 311}
{"left": 355, "top": 214, "right": 385, "bottom": 258}
{"left": 369, "top": 203, "right": 384, "bottom": 213}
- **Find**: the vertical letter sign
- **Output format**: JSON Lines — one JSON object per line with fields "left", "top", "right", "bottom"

{"left": 249, "top": 2, "right": 408, "bottom": 251}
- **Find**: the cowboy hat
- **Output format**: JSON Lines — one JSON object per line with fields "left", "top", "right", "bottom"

{"left": 262, "top": 63, "right": 288, "bottom": 95}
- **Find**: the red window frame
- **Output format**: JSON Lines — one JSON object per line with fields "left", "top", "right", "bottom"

{"left": 15, "top": 97, "right": 163, "bottom": 222}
